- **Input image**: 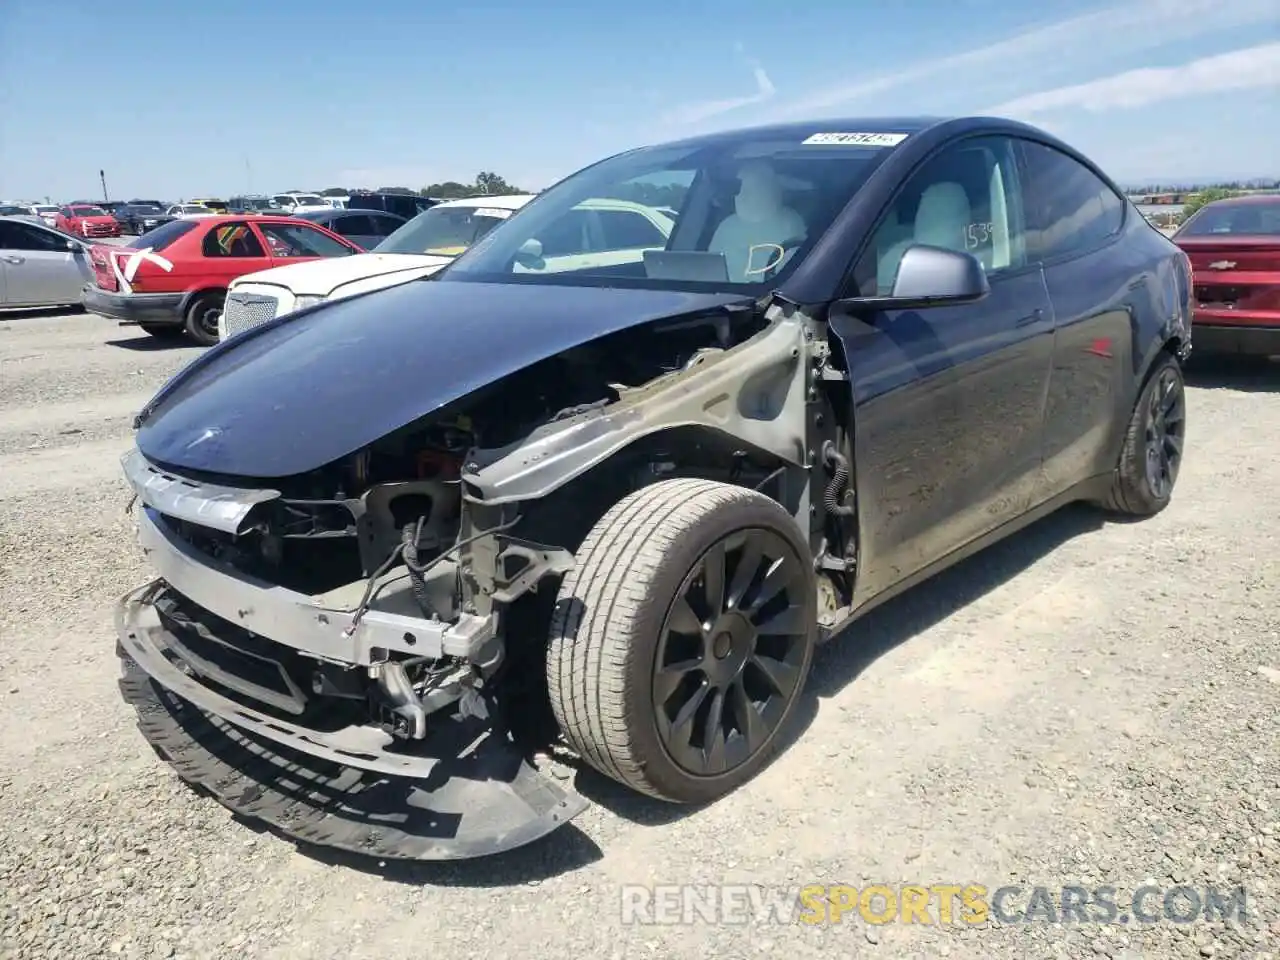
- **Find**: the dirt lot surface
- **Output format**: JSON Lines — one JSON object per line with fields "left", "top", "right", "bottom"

{"left": 2, "top": 310, "right": 1277, "bottom": 960}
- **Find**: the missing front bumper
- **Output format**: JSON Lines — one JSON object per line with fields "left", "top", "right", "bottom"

{"left": 115, "top": 581, "right": 588, "bottom": 861}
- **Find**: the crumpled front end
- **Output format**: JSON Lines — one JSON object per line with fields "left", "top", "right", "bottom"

{"left": 114, "top": 448, "right": 586, "bottom": 861}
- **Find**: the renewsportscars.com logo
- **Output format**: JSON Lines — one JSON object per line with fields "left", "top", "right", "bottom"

{"left": 619, "top": 883, "right": 1250, "bottom": 927}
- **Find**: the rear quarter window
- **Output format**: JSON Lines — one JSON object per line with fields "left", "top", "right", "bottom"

{"left": 1019, "top": 140, "right": 1125, "bottom": 261}
{"left": 127, "top": 219, "right": 199, "bottom": 252}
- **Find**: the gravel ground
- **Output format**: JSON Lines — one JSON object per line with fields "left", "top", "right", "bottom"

{"left": 1, "top": 309, "right": 1277, "bottom": 960}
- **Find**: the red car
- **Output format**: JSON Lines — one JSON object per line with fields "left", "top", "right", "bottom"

{"left": 55, "top": 203, "right": 122, "bottom": 238}
{"left": 1172, "top": 193, "right": 1280, "bottom": 357}
{"left": 81, "top": 215, "right": 362, "bottom": 345}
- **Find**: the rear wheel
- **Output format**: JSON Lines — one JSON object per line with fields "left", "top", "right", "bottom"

{"left": 183, "top": 292, "right": 224, "bottom": 346}
{"left": 1097, "top": 352, "right": 1186, "bottom": 516}
{"left": 546, "top": 478, "right": 816, "bottom": 803}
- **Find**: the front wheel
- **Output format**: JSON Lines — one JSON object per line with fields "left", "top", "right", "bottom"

{"left": 1097, "top": 352, "right": 1186, "bottom": 516}
{"left": 183, "top": 292, "right": 224, "bottom": 346}
{"left": 546, "top": 478, "right": 816, "bottom": 803}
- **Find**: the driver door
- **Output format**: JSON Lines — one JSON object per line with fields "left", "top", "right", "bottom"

{"left": 829, "top": 134, "right": 1055, "bottom": 602}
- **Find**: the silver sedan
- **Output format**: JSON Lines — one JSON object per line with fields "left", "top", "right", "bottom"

{"left": 0, "top": 216, "right": 92, "bottom": 309}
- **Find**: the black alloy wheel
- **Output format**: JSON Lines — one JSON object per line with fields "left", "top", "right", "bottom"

{"left": 653, "top": 528, "right": 810, "bottom": 778}
{"left": 546, "top": 478, "right": 817, "bottom": 803}
{"left": 1096, "top": 352, "right": 1187, "bottom": 516}
{"left": 1143, "top": 363, "right": 1185, "bottom": 500}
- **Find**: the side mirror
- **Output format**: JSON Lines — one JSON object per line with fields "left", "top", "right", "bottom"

{"left": 839, "top": 244, "right": 990, "bottom": 312}
{"left": 515, "top": 237, "right": 545, "bottom": 269}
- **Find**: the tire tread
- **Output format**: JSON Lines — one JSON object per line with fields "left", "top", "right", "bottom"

{"left": 547, "top": 478, "right": 795, "bottom": 800}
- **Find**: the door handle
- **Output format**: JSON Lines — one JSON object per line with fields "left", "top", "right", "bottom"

{"left": 3, "top": 255, "right": 24, "bottom": 265}
{"left": 1014, "top": 307, "right": 1044, "bottom": 327}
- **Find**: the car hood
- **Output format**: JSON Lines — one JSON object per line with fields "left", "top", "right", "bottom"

{"left": 135, "top": 279, "right": 755, "bottom": 479}
{"left": 232, "top": 253, "right": 454, "bottom": 295}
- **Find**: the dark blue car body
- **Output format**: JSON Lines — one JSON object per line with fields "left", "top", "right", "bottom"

{"left": 117, "top": 116, "right": 1192, "bottom": 861}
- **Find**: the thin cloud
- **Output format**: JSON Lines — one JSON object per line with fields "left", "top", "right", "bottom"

{"left": 770, "top": 0, "right": 1279, "bottom": 118}
{"left": 662, "top": 49, "right": 777, "bottom": 126}
{"left": 986, "top": 42, "right": 1280, "bottom": 115}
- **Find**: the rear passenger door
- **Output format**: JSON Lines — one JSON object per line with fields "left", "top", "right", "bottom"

{"left": 1015, "top": 139, "right": 1133, "bottom": 494}
{"left": 198, "top": 221, "right": 270, "bottom": 286}
{"left": 832, "top": 135, "right": 1056, "bottom": 601}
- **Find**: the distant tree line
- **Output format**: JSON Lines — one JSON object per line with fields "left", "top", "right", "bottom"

{"left": 314, "top": 172, "right": 530, "bottom": 199}
{"left": 1123, "top": 177, "right": 1279, "bottom": 193}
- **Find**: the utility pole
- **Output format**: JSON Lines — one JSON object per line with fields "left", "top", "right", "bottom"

{"left": 245, "top": 156, "right": 252, "bottom": 193}
{"left": 100, "top": 169, "right": 109, "bottom": 202}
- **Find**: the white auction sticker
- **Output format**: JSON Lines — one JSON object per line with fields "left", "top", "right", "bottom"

{"left": 474, "top": 207, "right": 513, "bottom": 219}
{"left": 801, "top": 132, "right": 909, "bottom": 147}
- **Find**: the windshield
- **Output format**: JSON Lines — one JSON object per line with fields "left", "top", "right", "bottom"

{"left": 374, "top": 204, "right": 518, "bottom": 255}
{"left": 0, "top": 205, "right": 26, "bottom": 215}
{"left": 441, "top": 135, "right": 893, "bottom": 291}
{"left": 291, "top": 195, "right": 324, "bottom": 205}
{"left": 1177, "top": 201, "right": 1280, "bottom": 237}
{"left": 33, "top": 206, "right": 58, "bottom": 214}
{"left": 179, "top": 205, "right": 209, "bottom": 213}
{"left": 131, "top": 205, "right": 163, "bottom": 214}
{"left": 71, "top": 206, "right": 107, "bottom": 217}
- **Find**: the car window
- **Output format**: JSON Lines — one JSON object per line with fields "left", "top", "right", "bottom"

{"left": 370, "top": 213, "right": 402, "bottom": 235}
{"left": 1176, "top": 202, "right": 1280, "bottom": 237}
{"left": 126, "top": 219, "right": 198, "bottom": 252}
{"left": 333, "top": 214, "right": 374, "bottom": 237}
{"left": 536, "top": 209, "right": 594, "bottom": 258}
{"left": 373, "top": 205, "right": 512, "bottom": 255}
{"left": 447, "top": 138, "right": 893, "bottom": 291}
{"left": 854, "top": 135, "right": 1027, "bottom": 296}
{"left": 258, "top": 222, "right": 353, "bottom": 258}
{"left": 596, "top": 210, "right": 668, "bottom": 249}
{"left": 201, "top": 222, "right": 266, "bottom": 258}
{"left": 1018, "top": 140, "right": 1124, "bottom": 261}
{"left": 0, "top": 221, "right": 69, "bottom": 252}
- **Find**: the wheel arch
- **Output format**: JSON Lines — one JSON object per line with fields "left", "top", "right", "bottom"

{"left": 488, "top": 423, "right": 810, "bottom": 556}
{"left": 178, "top": 285, "right": 227, "bottom": 315}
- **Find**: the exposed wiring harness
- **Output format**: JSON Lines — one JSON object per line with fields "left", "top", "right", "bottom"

{"left": 342, "top": 513, "right": 523, "bottom": 638}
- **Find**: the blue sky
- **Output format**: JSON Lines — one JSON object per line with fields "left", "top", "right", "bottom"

{"left": 1, "top": 0, "right": 1276, "bottom": 202}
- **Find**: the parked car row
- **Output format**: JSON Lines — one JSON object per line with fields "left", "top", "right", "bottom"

{"left": 0, "top": 194, "right": 452, "bottom": 336}
{"left": 5, "top": 142, "right": 1274, "bottom": 363}
{"left": 79, "top": 215, "right": 366, "bottom": 344}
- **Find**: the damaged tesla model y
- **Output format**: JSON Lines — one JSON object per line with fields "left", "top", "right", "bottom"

{"left": 115, "top": 116, "right": 1193, "bottom": 860}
